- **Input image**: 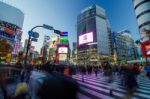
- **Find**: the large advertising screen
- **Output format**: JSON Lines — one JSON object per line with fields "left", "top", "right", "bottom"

{"left": 79, "top": 32, "right": 93, "bottom": 45}
{"left": 59, "top": 54, "right": 67, "bottom": 61}
{"left": 58, "top": 47, "right": 68, "bottom": 53}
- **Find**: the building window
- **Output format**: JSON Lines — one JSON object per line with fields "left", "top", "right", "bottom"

{"left": 134, "top": 0, "right": 150, "bottom": 10}
{"left": 137, "top": 9, "right": 150, "bottom": 19}
{"left": 139, "top": 20, "right": 150, "bottom": 29}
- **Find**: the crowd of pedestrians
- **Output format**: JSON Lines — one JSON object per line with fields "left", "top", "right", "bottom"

{"left": 0, "top": 61, "right": 150, "bottom": 99}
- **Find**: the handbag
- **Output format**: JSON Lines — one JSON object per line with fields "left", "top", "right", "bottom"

{"left": 14, "top": 82, "right": 29, "bottom": 97}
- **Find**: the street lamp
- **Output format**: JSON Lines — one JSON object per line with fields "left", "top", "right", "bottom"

{"left": 24, "top": 24, "right": 54, "bottom": 65}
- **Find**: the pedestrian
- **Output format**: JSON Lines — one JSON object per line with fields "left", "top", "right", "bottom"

{"left": 37, "top": 72, "right": 79, "bottom": 99}
{"left": 0, "top": 70, "right": 8, "bottom": 99}
{"left": 94, "top": 65, "right": 98, "bottom": 77}
{"left": 81, "top": 66, "right": 86, "bottom": 82}
{"left": 124, "top": 65, "right": 137, "bottom": 98}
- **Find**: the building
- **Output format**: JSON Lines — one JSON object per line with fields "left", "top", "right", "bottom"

{"left": 132, "top": 0, "right": 150, "bottom": 40}
{"left": 113, "top": 30, "right": 138, "bottom": 62}
{"left": 119, "top": 30, "right": 138, "bottom": 60}
{"left": 71, "top": 42, "right": 77, "bottom": 64}
{"left": 49, "top": 36, "right": 60, "bottom": 62}
{"left": 0, "top": 1, "right": 24, "bottom": 63}
{"left": 77, "top": 4, "right": 112, "bottom": 65}
{"left": 112, "top": 32, "right": 127, "bottom": 62}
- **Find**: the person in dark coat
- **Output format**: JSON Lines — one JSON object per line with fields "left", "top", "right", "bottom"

{"left": 124, "top": 65, "right": 137, "bottom": 95}
{"left": 94, "top": 66, "right": 98, "bottom": 77}
{"left": 37, "top": 72, "right": 79, "bottom": 99}
{"left": 81, "top": 66, "right": 86, "bottom": 82}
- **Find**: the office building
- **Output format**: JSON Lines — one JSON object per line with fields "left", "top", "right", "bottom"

{"left": 77, "top": 4, "right": 112, "bottom": 64}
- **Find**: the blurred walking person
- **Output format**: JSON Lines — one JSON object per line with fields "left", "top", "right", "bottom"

{"left": 0, "top": 70, "right": 8, "bottom": 99}
{"left": 94, "top": 65, "right": 98, "bottom": 77}
{"left": 81, "top": 66, "right": 86, "bottom": 82}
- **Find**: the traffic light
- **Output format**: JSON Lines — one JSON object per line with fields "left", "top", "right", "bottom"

{"left": 54, "top": 30, "right": 61, "bottom": 34}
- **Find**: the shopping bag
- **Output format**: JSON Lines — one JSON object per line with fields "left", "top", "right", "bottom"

{"left": 14, "top": 82, "right": 28, "bottom": 97}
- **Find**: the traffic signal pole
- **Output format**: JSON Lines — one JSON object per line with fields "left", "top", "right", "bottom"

{"left": 24, "top": 25, "right": 61, "bottom": 66}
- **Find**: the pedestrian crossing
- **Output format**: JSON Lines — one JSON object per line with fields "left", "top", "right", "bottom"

{"left": 72, "top": 74, "right": 150, "bottom": 99}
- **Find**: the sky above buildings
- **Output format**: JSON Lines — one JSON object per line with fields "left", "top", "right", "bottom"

{"left": 0, "top": 0, "right": 140, "bottom": 52}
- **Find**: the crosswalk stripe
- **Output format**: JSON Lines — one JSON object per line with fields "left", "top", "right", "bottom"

{"left": 77, "top": 92, "right": 91, "bottom": 99}
{"left": 80, "top": 86, "right": 114, "bottom": 99}
{"left": 72, "top": 74, "right": 150, "bottom": 99}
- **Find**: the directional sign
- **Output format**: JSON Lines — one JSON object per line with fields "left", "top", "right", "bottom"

{"left": 60, "top": 36, "right": 68, "bottom": 42}
{"left": 60, "top": 32, "right": 68, "bottom": 36}
{"left": 31, "top": 38, "right": 38, "bottom": 42}
{"left": 32, "top": 32, "right": 39, "bottom": 38}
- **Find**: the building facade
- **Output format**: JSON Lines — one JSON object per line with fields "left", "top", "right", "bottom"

{"left": 71, "top": 42, "right": 77, "bottom": 64}
{"left": 132, "top": 0, "right": 150, "bottom": 39}
{"left": 0, "top": 1, "right": 24, "bottom": 63}
{"left": 113, "top": 30, "right": 138, "bottom": 62}
{"left": 77, "top": 4, "right": 111, "bottom": 65}
{"left": 112, "top": 32, "right": 127, "bottom": 62}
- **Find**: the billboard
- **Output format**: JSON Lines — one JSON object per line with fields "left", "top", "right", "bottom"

{"left": 141, "top": 40, "right": 150, "bottom": 57}
{"left": 58, "top": 47, "right": 68, "bottom": 53}
{"left": 51, "top": 36, "right": 60, "bottom": 42}
{"left": 59, "top": 54, "right": 67, "bottom": 61}
{"left": 79, "top": 32, "right": 93, "bottom": 45}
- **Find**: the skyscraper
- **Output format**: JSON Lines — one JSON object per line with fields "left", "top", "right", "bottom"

{"left": 77, "top": 4, "right": 111, "bottom": 64}
{"left": 132, "top": 0, "right": 150, "bottom": 39}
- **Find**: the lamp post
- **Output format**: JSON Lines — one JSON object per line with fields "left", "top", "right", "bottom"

{"left": 24, "top": 24, "right": 54, "bottom": 66}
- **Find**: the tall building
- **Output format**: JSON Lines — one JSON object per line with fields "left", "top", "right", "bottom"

{"left": 112, "top": 32, "right": 127, "bottom": 62}
{"left": 112, "top": 30, "right": 138, "bottom": 63}
{"left": 77, "top": 4, "right": 111, "bottom": 64}
{"left": 71, "top": 42, "right": 77, "bottom": 64}
{"left": 119, "top": 30, "right": 138, "bottom": 60}
{"left": 132, "top": 0, "right": 150, "bottom": 39}
{"left": 0, "top": 1, "right": 24, "bottom": 63}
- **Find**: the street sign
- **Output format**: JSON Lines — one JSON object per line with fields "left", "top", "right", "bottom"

{"left": 43, "top": 24, "right": 53, "bottom": 30}
{"left": 32, "top": 32, "right": 39, "bottom": 38}
{"left": 31, "top": 38, "right": 38, "bottom": 42}
{"left": 60, "top": 36, "right": 68, "bottom": 42}
{"left": 44, "top": 35, "right": 50, "bottom": 40}
{"left": 60, "top": 32, "right": 68, "bottom": 36}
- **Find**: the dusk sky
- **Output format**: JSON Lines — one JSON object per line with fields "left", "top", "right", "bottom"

{"left": 0, "top": 0, "right": 140, "bottom": 52}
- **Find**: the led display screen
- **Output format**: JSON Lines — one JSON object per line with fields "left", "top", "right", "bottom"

{"left": 79, "top": 32, "right": 93, "bottom": 45}
{"left": 58, "top": 47, "right": 68, "bottom": 53}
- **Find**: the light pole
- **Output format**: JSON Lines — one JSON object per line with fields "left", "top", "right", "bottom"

{"left": 24, "top": 24, "right": 55, "bottom": 66}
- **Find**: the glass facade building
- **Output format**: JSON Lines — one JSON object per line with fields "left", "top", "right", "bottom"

{"left": 77, "top": 5, "right": 111, "bottom": 64}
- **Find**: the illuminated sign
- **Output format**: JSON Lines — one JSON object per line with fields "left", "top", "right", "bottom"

{"left": 58, "top": 47, "right": 68, "bottom": 53}
{"left": 141, "top": 40, "right": 150, "bottom": 57}
{"left": 59, "top": 54, "right": 67, "bottom": 61}
{"left": 60, "top": 36, "right": 68, "bottom": 42}
{"left": 4, "top": 27, "right": 14, "bottom": 35}
{"left": 60, "top": 32, "right": 68, "bottom": 36}
{"left": 51, "top": 36, "right": 60, "bottom": 42}
{"left": 79, "top": 32, "right": 93, "bottom": 45}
